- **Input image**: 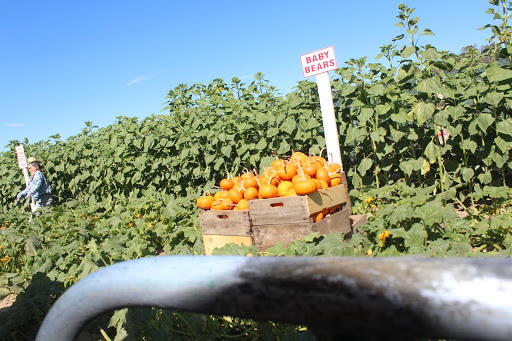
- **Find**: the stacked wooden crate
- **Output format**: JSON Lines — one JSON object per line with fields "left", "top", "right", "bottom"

{"left": 200, "top": 172, "right": 365, "bottom": 255}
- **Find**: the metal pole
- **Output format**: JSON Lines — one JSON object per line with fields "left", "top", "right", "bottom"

{"left": 36, "top": 256, "right": 512, "bottom": 341}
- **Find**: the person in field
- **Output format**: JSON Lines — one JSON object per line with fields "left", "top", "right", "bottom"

{"left": 16, "top": 157, "right": 53, "bottom": 213}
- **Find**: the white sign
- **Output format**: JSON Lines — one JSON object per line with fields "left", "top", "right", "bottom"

{"left": 16, "top": 145, "right": 27, "bottom": 169}
{"left": 300, "top": 46, "right": 338, "bottom": 78}
{"left": 299, "top": 46, "right": 343, "bottom": 169}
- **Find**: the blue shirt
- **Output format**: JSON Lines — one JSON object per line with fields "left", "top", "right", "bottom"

{"left": 17, "top": 170, "right": 52, "bottom": 201}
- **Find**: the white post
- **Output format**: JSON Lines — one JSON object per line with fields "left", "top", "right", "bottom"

{"left": 21, "top": 167, "right": 36, "bottom": 212}
{"left": 315, "top": 72, "right": 343, "bottom": 170}
{"left": 16, "top": 145, "right": 36, "bottom": 212}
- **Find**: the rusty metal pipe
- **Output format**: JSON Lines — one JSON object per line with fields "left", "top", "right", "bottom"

{"left": 36, "top": 256, "right": 512, "bottom": 340}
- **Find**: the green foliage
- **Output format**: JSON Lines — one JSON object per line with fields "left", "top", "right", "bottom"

{"left": 1, "top": 2, "right": 512, "bottom": 340}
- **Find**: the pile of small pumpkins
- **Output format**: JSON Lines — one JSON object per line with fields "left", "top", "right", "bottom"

{"left": 196, "top": 151, "right": 343, "bottom": 213}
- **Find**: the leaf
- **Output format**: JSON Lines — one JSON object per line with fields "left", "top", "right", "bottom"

{"left": 410, "top": 102, "right": 435, "bottom": 125}
{"left": 495, "top": 136, "right": 511, "bottom": 152}
{"left": 399, "top": 159, "right": 415, "bottom": 176}
{"left": 424, "top": 141, "right": 438, "bottom": 164}
{"left": 367, "top": 84, "right": 385, "bottom": 96}
{"left": 420, "top": 48, "right": 438, "bottom": 61}
{"left": 401, "top": 46, "right": 417, "bottom": 59}
{"left": 392, "top": 34, "right": 405, "bottom": 41}
{"left": 358, "top": 108, "right": 374, "bottom": 122}
{"left": 462, "top": 167, "right": 475, "bottom": 182}
{"left": 358, "top": 158, "right": 373, "bottom": 175}
{"left": 462, "top": 140, "right": 478, "bottom": 153}
{"left": 282, "top": 118, "right": 296, "bottom": 135}
{"left": 420, "top": 158, "right": 430, "bottom": 175}
{"left": 497, "top": 119, "right": 512, "bottom": 136}
{"left": 483, "top": 92, "right": 504, "bottom": 106}
{"left": 390, "top": 126, "right": 406, "bottom": 141}
{"left": 404, "top": 224, "right": 427, "bottom": 251}
{"left": 417, "top": 77, "right": 443, "bottom": 94}
{"left": 421, "top": 28, "right": 435, "bottom": 36}
{"left": 486, "top": 63, "right": 512, "bottom": 82}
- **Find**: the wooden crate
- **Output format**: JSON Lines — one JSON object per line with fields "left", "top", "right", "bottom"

{"left": 200, "top": 210, "right": 252, "bottom": 256}
{"left": 200, "top": 172, "right": 358, "bottom": 254}
{"left": 249, "top": 183, "right": 351, "bottom": 250}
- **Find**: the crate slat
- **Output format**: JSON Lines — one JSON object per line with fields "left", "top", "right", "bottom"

{"left": 199, "top": 210, "right": 251, "bottom": 236}
{"left": 313, "top": 205, "right": 351, "bottom": 235}
{"left": 248, "top": 196, "right": 310, "bottom": 226}
{"left": 306, "top": 184, "right": 348, "bottom": 214}
{"left": 252, "top": 223, "right": 312, "bottom": 251}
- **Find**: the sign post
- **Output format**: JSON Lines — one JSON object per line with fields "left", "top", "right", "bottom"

{"left": 16, "top": 145, "right": 36, "bottom": 212}
{"left": 300, "top": 46, "right": 343, "bottom": 171}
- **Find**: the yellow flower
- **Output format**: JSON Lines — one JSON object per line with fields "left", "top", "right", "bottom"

{"left": 147, "top": 223, "right": 153, "bottom": 228}
{"left": 364, "top": 197, "right": 374, "bottom": 205}
{"left": 128, "top": 222, "right": 134, "bottom": 227}
{"left": 366, "top": 248, "right": 373, "bottom": 256}
{"left": 91, "top": 216, "right": 98, "bottom": 220}
{"left": 378, "top": 230, "right": 391, "bottom": 247}
{"left": 135, "top": 214, "right": 141, "bottom": 218}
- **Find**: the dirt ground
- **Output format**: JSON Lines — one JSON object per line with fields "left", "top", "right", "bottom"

{"left": 0, "top": 294, "right": 16, "bottom": 313}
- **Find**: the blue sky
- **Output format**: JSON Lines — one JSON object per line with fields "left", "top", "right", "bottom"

{"left": 1, "top": 1, "right": 493, "bottom": 152}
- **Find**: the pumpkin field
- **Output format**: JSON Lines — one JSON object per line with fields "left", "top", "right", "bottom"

{"left": 1, "top": 2, "right": 512, "bottom": 340}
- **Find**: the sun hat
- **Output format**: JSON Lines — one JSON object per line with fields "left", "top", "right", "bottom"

{"left": 27, "top": 157, "right": 40, "bottom": 164}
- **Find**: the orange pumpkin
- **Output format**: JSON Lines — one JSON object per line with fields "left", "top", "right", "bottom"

{"left": 196, "top": 195, "right": 215, "bottom": 210}
{"left": 228, "top": 188, "right": 243, "bottom": 204}
{"left": 276, "top": 164, "right": 297, "bottom": 181}
{"left": 219, "top": 178, "right": 234, "bottom": 191}
{"left": 244, "top": 186, "right": 259, "bottom": 200}
{"left": 235, "top": 199, "right": 249, "bottom": 210}
{"left": 220, "top": 198, "right": 234, "bottom": 210}
{"left": 312, "top": 211, "right": 324, "bottom": 222}
{"left": 292, "top": 173, "right": 311, "bottom": 185}
{"left": 290, "top": 151, "right": 308, "bottom": 165}
{"left": 211, "top": 199, "right": 223, "bottom": 210}
{"left": 315, "top": 167, "right": 330, "bottom": 184}
{"left": 270, "top": 158, "right": 286, "bottom": 169}
{"left": 243, "top": 176, "right": 258, "bottom": 189}
{"left": 259, "top": 184, "right": 278, "bottom": 199}
{"left": 327, "top": 163, "right": 342, "bottom": 174}
{"left": 285, "top": 188, "right": 297, "bottom": 196}
{"left": 294, "top": 179, "right": 317, "bottom": 195}
{"left": 302, "top": 162, "right": 318, "bottom": 177}
{"left": 232, "top": 182, "right": 245, "bottom": 195}
{"left": 277, "top": 181, "right": 294, "bottom": 197}
{"left": 214, "top": 191, "right": 230, "bottom": 200}
{"left": 310, "top": 155, "right": 326, "bottom": 167}
{"left": 330, "top": 173, "right": 342, "bottom": 186}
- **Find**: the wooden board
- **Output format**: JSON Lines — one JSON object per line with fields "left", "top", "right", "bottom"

{"left": 306, "top": 184, "right": 348, "bottom": 214}
{"left": 313, "top": 205, "right": 351, "bottom": 235}
{"left": 248, "top": 196, "right": 309, "bottom": 226}
{"left": 252, "top": 223, "right": 312, "bottom": 251}
{"left": 252, "top": 206, "right": 352, "bottom": 251}
{"left": 199, "top": 210, "right": 251, "bottom": 236}
{"left": 203, "top": 234, "right": 253, "bottom": 256}
{"left": 249, "top": 184, "right": 348, "bottom": 226}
